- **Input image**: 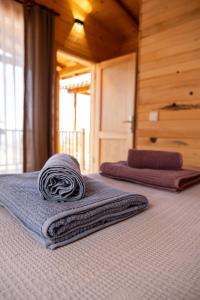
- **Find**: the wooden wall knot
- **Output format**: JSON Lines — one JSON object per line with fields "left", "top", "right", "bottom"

{"left": 150, "top": 137, "right": 157, "bottom": 143}
{"left": 161, "top": 103, "right": 200, "bottom": 111}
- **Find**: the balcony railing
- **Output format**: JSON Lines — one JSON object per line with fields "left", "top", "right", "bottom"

{"left": 0, "top": 128, "right": 87, "bottom": 174}
{"left": 59, "top": 129, "right": 86, "bottom": 171}
{"left": 0, "top": 129, "right": 23, "bottom": 173}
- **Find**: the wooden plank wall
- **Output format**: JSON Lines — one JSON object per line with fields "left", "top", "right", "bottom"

{"left": 136, "top": 0, "right": 200, "bottom": 168}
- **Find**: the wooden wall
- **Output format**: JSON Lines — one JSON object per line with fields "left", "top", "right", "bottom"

{"left": 136, "top": 0, "right": 200, "bottom": 168}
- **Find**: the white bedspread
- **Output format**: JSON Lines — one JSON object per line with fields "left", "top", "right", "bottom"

{"left": 0, "top": 174, "right": 200, "bottom": 300}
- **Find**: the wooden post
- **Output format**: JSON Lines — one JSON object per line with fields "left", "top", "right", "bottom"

{"left": 74, "top": 93, "right": 77, "bottom": 131}
{"left": 55, "top": 71, "right": 60, "bottom": 153}
{"left": 80, "top": 128, "right": 85, "bottom": 171}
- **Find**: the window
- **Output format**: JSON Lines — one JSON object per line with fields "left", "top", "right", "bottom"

{"left": 0, "top": 0, "right": 24, "bottom": 173}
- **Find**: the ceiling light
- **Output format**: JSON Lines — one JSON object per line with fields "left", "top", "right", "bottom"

{"left": 74, "top": 18, "right": 84, "bottom": 27}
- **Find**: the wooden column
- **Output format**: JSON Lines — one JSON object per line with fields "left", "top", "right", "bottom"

{"left": 54, "top": 71, "right": 60, "bottom": 153}
{"left": 74, "top": 93, "right": 77, "bottom": 131}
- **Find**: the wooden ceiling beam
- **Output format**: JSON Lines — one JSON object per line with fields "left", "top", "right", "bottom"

{"left": 59, "top": 66, "right": 91, "bottom": 79}
{"left": 67, "top": 85, "right": 90, "bottom": 94}
{"left": 58, "top": 51, "right": 93, "bottom": 67}
{"left": 114, "top": 0, "right": 138, "bottom": 29}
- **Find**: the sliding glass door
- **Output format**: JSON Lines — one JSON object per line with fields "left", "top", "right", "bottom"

{"left": 0, "top": 0, "right": 24, "bottom": 173}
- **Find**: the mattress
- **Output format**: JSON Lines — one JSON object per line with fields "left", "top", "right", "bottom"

{"left": 0, "top": 173, "right": 200, "bottom": 300}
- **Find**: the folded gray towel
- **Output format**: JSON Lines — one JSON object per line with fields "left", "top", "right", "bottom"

{"left": 0, "top": 173, "right": 148, "bottom": 249}
{"left": 38, "top": 154, "right": 85, "bottom": 201}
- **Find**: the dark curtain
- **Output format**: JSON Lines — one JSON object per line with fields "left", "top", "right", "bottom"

{"left": 23, "top": 4, "right": 56, "bottom": 172}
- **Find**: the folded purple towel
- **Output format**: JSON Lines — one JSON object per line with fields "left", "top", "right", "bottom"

{"left": 128, "top": 149, "right": 183, "bottom": 170}
{"left": 100, "top": 161, "right": 200, "bottom": 192}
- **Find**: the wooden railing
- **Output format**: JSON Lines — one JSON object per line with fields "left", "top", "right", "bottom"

{"left": 59, "top": 129, "right": 86, "bottom": 171}
{"left": 0, "top": 129, "right": 23, "bottom": 173}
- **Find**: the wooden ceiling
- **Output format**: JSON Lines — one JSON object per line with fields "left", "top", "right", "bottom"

{"left": 57, "top": 51, "right": 92, "bottom": 78}
{"left": 35, "top": 0, "right": 140, "bottom": 62}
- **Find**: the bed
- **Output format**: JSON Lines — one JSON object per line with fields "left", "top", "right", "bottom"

{"left": 0, "top": 173, "right": 200, "bottom": 300}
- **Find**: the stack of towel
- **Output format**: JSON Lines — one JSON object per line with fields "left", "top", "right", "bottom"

{"left": 0, "top": 154, "right": 148, "bottom": 249}
{"left": 100, "top": 149, "right": 200, "bottom": 192}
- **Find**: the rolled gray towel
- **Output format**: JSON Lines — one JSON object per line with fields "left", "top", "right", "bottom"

{"left": 38, "top": 154, "right": 85, "bottom": 201}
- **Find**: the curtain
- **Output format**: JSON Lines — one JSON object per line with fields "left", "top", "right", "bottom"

{"left": 0, "top": 0, "right": 24, "bottom": 173}
{"left": 23, "top": 3, "right": 56, "bottom": 172}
